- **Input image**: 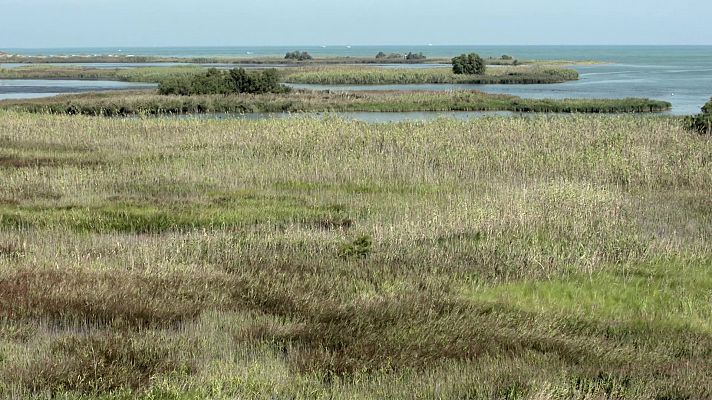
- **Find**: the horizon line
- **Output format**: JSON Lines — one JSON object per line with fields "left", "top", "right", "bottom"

{"left": 3, "top": 44, "right": 712, "bottom": 50}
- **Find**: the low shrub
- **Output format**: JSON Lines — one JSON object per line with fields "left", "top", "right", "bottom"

{"left": 158, "top": 68, "right": 290, "bottom": 96}
{"left": 685, "top": 97, "right": 712, "bottom": 134}
{"left": 405, "top": 52, "right": 426, "bottom": 61}
{"left": 285, "top": 51, "right": 313, "bottom": 61}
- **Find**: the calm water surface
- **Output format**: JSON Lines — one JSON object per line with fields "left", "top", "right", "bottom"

{"left": 0, "top": 79, "right": 155, "bottom": 100}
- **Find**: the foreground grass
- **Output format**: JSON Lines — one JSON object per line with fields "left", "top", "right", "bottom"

{"left": 283, "top": 65, "right": 579, "bottom": 85}
{"left": 0, "top": 89, "right": 672, "bottom": 116}
{"left": 0, "top": 112, "right": 710, "bottom": 399}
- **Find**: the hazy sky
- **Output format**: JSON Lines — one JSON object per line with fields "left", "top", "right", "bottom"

{"left": 1, "top": 0, "right": 710, "bottom": 48}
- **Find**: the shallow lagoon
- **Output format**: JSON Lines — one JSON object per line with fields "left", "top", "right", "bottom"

{"left": 0, "top": 79, "right": 155, "bottom": 100}
{"left": 288, "top": 63, "right": 712, "bottom": 115}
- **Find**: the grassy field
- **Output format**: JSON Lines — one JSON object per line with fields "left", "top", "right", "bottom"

{"left": 282, "top": 65, "right": 579, "bottom": 85}
{"left": 0, "top": 89, "right": 671, "bottom": 115}
{"left": 0, "top": 111, "right": 710, "bottom": 399}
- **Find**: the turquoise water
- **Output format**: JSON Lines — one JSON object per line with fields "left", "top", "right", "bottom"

{"left": 290, "top": 58, "right": 712, "bottom": 115}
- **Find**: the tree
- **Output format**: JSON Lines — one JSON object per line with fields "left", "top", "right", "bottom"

{"left": 452, "top": 53, "right": 486, "bottom": 75}
{"left": 375, "top": 52, "right": 387, "bottom": 59}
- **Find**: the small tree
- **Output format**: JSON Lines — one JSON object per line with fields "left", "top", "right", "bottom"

{"left": 375, "top": 51, "right": 387, "bottom": 59}
{"left": 452, "top": 53, "right": 486, "bottom": 75}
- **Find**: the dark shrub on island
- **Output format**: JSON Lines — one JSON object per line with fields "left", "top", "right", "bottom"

{"left": 405, "top": 52, "right": 426, "bottom": 61}
{"left": 285, "top": 51, "right": 313, "bottom": 61}
{"left": 158, "top": 68, "right": 290, "bottom": 95}
{"left": 452, "top": 53, "right": 486, "bottom": 75}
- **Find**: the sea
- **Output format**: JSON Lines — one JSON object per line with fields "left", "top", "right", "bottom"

{"left": 1, "top": 45, "right": 711, "bottom": 115}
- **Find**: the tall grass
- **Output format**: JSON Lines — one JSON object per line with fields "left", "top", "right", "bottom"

{"left": 0, "top": 65, "right": 205, "bottom": 83}
{"left": 283, "top": 65, "right": 579, "bottom": 85}
{"left": 0, "top": 112, "right": 710, "bottom": 398}
{"left": 0, "top": 89, "right": 671, "bottom": 116}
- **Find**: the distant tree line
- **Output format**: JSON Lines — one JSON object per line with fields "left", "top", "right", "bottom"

{"left": 452, "top": 53, "right": 486, "bottom": 75}
{"left": 686, "top": 97, "right": 712, "bottom": 134}
{"left": 158, "top": 68, "right": 290, "bottom": 96}
{"left": 285, "top": 51, "right": 313, "bottom": 61}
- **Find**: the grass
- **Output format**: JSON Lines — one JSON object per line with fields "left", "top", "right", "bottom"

{"left": 282, "top": 65, "right": 580, "bottom": 85}
{"left": 0, "top": 65, "right": 205, "bottom": 83}
{"left": 0, "top": 89, "right": 672, "bottom": 115}
{"left": 0, "top": 112, "right": 710, "bottom": 398}
{"left": 0, "top": 64, "right": 579, "bottom": 86}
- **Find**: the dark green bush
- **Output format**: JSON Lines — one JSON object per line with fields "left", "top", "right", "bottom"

{"left": 405, "top": 52, "right": 426, "bottom": 61}
{"left": 285, "top": 51, "right": 313, "bottom": 61}
{"left": 452, "top": 53, "right": 486, "bottom": 75}
{"left": 685, "top": 97, "right": 712, "bottom": 134}
{"left": 158, "top": 68, "right": 290, "bottom": 96}
{"left": 376, "top": 51, "right": 406, "bottom": 60}
{"left": 501, "top": 55, "right": 514, "bottom": 60}
{"left": 702, "top": 97, "right": 712, "bottom": 115}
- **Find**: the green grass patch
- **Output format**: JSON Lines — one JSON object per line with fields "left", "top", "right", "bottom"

{"left": 468, "top": 258, "right": 712, "bottom": 331}
{"left": 0, "top": 196, "right": 352, "bottom": 233}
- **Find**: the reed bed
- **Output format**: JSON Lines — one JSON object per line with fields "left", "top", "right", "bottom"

{"left": 282, "top": 65, "right": 579, "bottom": 85}
{"left": 0, "top": 89, "right": 671, "bottom": 116}
{"left": 0, "top": 65, "right": 205, "bottom": 83}
{"left": 0, "top": 112, "right": 710, "bottom": 399}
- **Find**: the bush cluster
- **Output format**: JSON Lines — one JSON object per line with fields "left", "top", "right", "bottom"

{"left": 452, "top": 53, "right": 486, "bottom": 75}
{"left": 285, "top": 51, "right": 313, "bottom": 61}
{"left": 405, "top": 52, "right": 426, "bottom": 61}
{"left": 375, "top": 52, "right": 404, "bottom": 60}
{"left": 158, "top": 68, "right": 290, "bottom": 96}
{"left": 685, "top": 97, "right": 712, "bottom": 134}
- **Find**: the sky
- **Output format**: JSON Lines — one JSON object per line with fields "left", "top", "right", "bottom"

{"left": 0, "top": 0, "right": 710, "bottom": 48}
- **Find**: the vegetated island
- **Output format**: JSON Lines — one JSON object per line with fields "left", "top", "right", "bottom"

{"left": 0, "top": 64, "right": 580, "bottom": 85}
{"left": 0, "top": 57, "right": 670, "bottom": 115}
{"left": 0, "top": 88, "right": 672, "bottom": 116}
